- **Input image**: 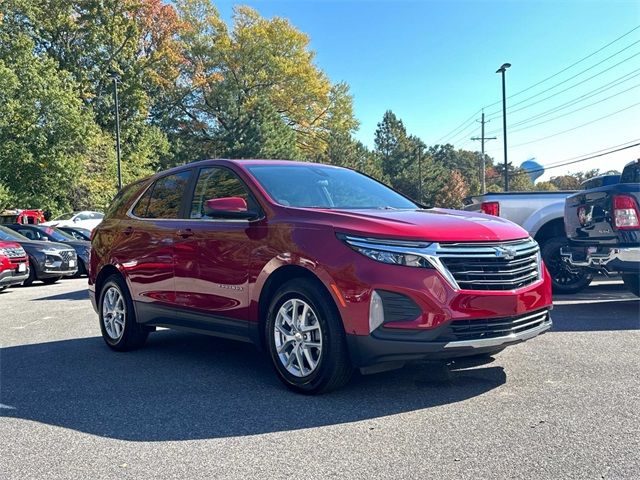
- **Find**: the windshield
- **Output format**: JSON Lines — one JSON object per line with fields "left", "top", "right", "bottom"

{"left": 0, "top": 225, "right": 29, "bottom": 241}
{"left": 54, "top": 212, "right": 75, "bottom": 221}
{"left": 246, "top": 164, "right": 418, "bottom": 209}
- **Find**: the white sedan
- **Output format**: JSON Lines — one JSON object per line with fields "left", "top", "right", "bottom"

{"left": 42, "top": 211, "right": 104, "bottom": 231}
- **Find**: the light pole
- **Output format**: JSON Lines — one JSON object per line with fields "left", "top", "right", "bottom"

{"left": 496, "top": 62, "right": 511, "bottom": 191}
{"left": 111, "top": 75, "right": 123, "bottom": 191}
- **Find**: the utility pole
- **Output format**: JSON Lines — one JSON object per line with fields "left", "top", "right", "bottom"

{"left": 417, "top": 145, "right": 423, "bottom": 201}
{"left": 112, "top": 76, "right": 122, "bottom": 191}
{"left": 471, "top": 112, "right": 496, "bottom": 194}
{"left": 496, "top": 62, "right": 511, "bottom": 191}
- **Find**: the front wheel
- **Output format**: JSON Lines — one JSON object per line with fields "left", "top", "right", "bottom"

{"left": 622, "top": 274, "right": 640, "bottom": 297}
{"left": 98, "top": 274, "right": 148, "bottom": 351}
{"left": 541, "top": 236, "right": 593, "bottom": 294}
{"left": 266, "top": 279, "right": 353, "bottom": 394}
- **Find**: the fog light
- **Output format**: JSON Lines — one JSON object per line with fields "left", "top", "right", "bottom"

{"left": 369, "top": 290, "right": 385, "bottom": 333}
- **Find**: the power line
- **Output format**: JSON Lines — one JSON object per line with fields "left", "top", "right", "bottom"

{"left": 485, "top": 66, "right": 640, "bottom": 135}
{"left": 499, "top": 82, "right": 640, "bottom": 135}
{"left": 482, "top": 24, "right": 640, "bottom": 110}
{"left": 485, "top": 43, "right": 640, "bottom": 119}
{"left": 509, "top": 140, "right": 640, "bottom": 177}
{"left": 538, "top": 138, "right": 640, "bottom": 169}
{"left": 510, "top": 101, "right": 640, "bottom": 148}
{"left": 433, "top": 109, "right": 481, "bottom": 144}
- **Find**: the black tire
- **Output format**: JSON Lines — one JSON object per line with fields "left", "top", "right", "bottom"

{"left": 23, "top": 260, "right": 36, "bottom": 286}
{"left": 0, "top": 286, "right": 7, "bottom": 293}
{"left": 541, "top": 236, "right": 593, "bottom": 294}
{"left": 265, "top": 278, "right": 353, "bottom": 394}
{"left": 98, "top": 274, "right": 148, "bottom": 351}
{"left": 41, "top": 276, "right": 62, "bottom": 285}
{"left": 72, "top": 259, "right": 86, "bottom": 278}
{"left": 622, "top": 274, "right": 640, "bottom": 297}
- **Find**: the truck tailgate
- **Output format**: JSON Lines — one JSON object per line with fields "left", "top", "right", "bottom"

{"left": 565, "top": 184, "right": 640, "bottom": 247}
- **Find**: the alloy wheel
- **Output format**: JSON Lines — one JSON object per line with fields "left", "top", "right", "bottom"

{"left": 102, "top": 286, "right": 126, "bottom": 341}
{"left": 273, "top": 298, "right": 323, "bottom": 378}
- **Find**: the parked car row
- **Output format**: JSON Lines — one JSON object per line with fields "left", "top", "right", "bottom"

{"left": 0, "top": 208, "right": 103, "bottom": 231}
{"left": 0, "top": 225, "right": 80, "bottom": 288}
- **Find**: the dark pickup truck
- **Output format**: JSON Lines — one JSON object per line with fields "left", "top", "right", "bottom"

{"left": 563, "top": 159, "right": 640, "bottom": 296}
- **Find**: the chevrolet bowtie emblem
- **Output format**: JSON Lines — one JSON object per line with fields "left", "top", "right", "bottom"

{"left": 494, "top": 246, "right": 517, "bottom": 260}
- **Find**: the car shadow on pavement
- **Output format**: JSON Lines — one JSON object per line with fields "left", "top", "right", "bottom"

{"left": 31, "top": 289, "right": 89, "bottom": 301}
{"left": 1, "top": 331, "right": 505, "bottom": 441}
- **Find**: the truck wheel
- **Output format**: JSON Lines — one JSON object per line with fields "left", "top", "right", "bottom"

{"left": 622, "top": 274, "right": 640, "bottom": 297}
{"left": 541, "top": 236, "right": 593, "bottom": 294}
{"left": 99, "top": 274, "right": 148, "bottom": 351}
{"left": 265, "top": 278, "right": 353, "bottom": 394}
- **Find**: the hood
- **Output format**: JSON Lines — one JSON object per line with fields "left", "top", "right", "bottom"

{"left": 11, "top": 239, "right": 73, "bottom": 252}
{"left": 293, "top": 208, "right": 529, "bottom": 243}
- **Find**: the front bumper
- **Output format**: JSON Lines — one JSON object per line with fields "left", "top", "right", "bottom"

{"left": 0, "top": 267, "right": 29, "bottom": 287}
{"left": 561, "top": 245, "right": 640, "bottom": 273}
{"left": 346, "top": 309, "right": 552, "bottom": 367}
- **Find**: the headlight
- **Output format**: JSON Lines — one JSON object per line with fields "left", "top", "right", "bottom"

{"left": 338, "top": 234, "right": 434, "bottom": 268}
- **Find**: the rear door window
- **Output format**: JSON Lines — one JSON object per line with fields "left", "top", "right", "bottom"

{"left": 133, "top": 170, "right": 192, "bottom": 219}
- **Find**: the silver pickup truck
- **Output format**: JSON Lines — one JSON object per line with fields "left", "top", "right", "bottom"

{"left": 464, "top": 191, "right": 591, "bottom": 293}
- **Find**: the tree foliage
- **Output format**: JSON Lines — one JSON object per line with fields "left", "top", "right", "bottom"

{"left": 0, "top": 0, "right": 602, "bottom": 214}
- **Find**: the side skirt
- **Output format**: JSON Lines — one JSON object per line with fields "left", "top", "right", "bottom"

{"left": 135, "top": 301, "right": 255, "bottom": 344}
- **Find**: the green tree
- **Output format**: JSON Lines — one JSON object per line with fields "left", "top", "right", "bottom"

{"left": 535, "top": 181, "right": 559, "bottom": 191}
{"left": 374, "top": 110, "right": 414, "bottom": 178}
{"left": 0, "top": 31, "right": 101, "bottom": 213}
{"left": 0, "top": 183, "right": 11, "bottom": 211}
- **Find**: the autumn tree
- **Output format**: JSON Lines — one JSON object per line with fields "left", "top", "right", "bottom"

{"left": 432, "top": 170, "right": 469, "bottom": 209}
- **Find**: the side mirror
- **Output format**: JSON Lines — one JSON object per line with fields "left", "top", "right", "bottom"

{"left": 73, "top": 217, "right": 80, "bottom": 223}
{"left": 203, "top": 197, "right": 257, "bottom": 219}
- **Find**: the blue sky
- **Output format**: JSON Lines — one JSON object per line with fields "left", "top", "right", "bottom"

{"left": 216, "top": 1, "right": 640, "bottom": 180}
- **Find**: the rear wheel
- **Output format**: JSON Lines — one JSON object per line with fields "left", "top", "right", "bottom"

{"left": 541, "top": 236, "right": 593, "bottom": 294}
{"left": 266, "top": 279, "right": 353, "bottom": 394}
{"left": 42, "top": 276, "right": 62, "bottom": 285}
{"left": 99, "top": 274, "right": 148, "bottom": 351}
{"left": 622, "top": 274, "right": 640, "bottom": 297}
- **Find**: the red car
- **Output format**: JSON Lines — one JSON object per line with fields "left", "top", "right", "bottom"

{"left": 89, "top": 159, "right": 553, "bottom": 393}
{"left": 0, "top": 241, "right": 29, "bottom": 291}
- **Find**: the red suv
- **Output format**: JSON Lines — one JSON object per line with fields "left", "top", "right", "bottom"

{"left": 0, "top": 241, "right": 29, "bottom": 291}
{"left": 89, "top": 159, "right": 553, "bottom": 393}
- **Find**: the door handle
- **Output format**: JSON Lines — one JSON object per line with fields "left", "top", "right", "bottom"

{"left": 123, "top": 226, "right": 134, "bottom": 236}
{"left": 177, "top": 229, "right": 194, "bottom": 238}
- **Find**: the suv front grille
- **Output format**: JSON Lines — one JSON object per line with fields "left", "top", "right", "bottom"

{"left": 3, "top": 247, "right": 26, "bottom": 259}
{"left": 437, "top": 238, "right": 540, "bottom": 291}
{"left": 60, "top": 250, "right": 76, "bottom": 264}
{"left": 449, "top": 309, "right": 550, "bottom": 341}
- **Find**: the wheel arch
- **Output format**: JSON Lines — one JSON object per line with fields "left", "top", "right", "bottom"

{"left": 254, "top": 263, "right": 343, "bottom": 349}
{"left": 533, "top": 217, "right": 566, "bottom": 245}
{"left": 94, "top": 264, "right": 125, "bottom": 301}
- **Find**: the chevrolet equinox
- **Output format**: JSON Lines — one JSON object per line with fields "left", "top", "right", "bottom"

{"left": 89, "top": 159, "right": 553, "bottom": 393}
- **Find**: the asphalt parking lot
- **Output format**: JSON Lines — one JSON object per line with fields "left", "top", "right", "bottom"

{"left": 1, "top": 278, "right": 639, "bottom": 479}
